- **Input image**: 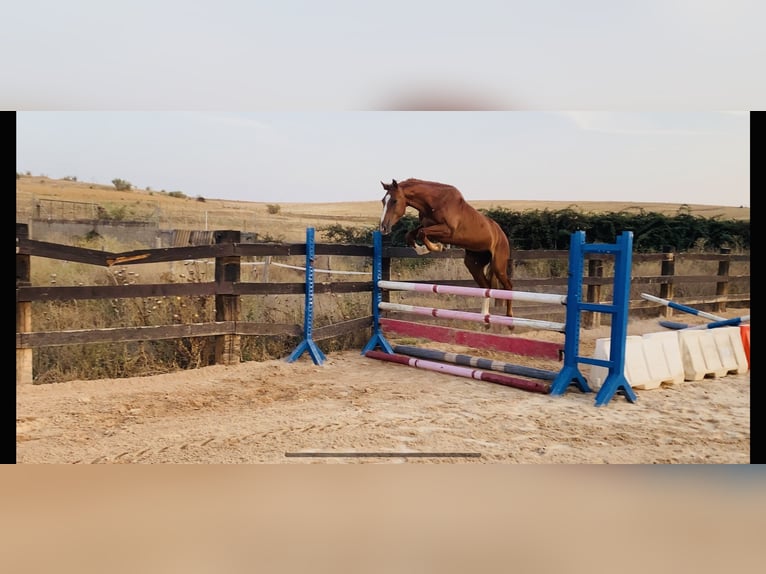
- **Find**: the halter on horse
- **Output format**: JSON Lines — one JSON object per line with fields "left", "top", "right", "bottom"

{"left": 379, "top": 178, "right": 514, "bottom": 319}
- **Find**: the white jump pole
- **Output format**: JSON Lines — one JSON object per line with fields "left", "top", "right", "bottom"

{"left": 378, "top": 302, "right": 567, "bottom": 332}
{"left": 378, "top": 280, "right": 567, "bottom": 305}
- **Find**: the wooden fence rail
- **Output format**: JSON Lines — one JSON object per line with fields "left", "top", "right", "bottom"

{"left": 16, "top": 224, "right": 749, "bottom": 384}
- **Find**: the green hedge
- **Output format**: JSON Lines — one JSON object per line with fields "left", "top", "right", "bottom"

{"left": 321, "top": 208, "right": 750, "bottom": 252}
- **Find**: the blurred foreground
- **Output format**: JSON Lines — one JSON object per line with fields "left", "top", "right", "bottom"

{"left": 1, "top": 465, "right": 762, "bottom": 574}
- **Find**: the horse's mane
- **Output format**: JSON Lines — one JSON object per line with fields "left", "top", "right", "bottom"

{"left": 399, "top": 178, "right": 461, "bottom": 195}
{"left": 397, "top": 178, "right": 425, "bottom": 187}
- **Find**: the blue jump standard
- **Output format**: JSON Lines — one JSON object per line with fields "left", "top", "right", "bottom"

{"left": 361, "top": 230, "right": 393, "bottom": 355}
{"left": 548, "top": 230, "right": 636, "bottom": 406}
{"left": 286, "top": 227, "right": 327, "bottom": 365}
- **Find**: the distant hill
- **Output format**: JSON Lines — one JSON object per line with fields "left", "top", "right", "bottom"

{"left": 16, "top": 175, "right": 750, "bottom": 243}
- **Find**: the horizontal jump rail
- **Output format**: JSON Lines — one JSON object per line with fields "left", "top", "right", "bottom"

{"left": 365, "top": 350, "right": 550, "bottom": 394}
{"left": 640, "top": 293, "right": 726, "bottom": 322}
{"left": 659, "top": 317, "right": 752, "bottom": 331}
{"left": 378, "top": 280, "right": 567, "bottom": 305}
{"left": 379, "top": 302, "right": 567, "bottom": 332}
{"left": 393, "top": 345, "right": 557, "bottom": 380}
{"left": 380, "top": 318, "right": 562, "bottom": 360}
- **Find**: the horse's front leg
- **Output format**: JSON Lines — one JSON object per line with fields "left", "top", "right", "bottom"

{"left": 415, "top": 222, "right": 455, "bottom": 253}
{"left": 416, "top": 228, "right": 445, "bottom": 253}
{"left": 405, "top": 227, "right": 431, "bottom": 255}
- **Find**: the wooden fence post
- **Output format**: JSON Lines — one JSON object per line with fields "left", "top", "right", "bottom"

{"left": 659, "top": 246, "right": 675, "bottom": 318}
{"left": 582, "top": 257, "right": 603, "bottom": 329}
{"left": 16, "top": 223, "right": 33, "bottom": 385}
{"left": 715, "top": 247, "right": 731, "bottom": 313}
{"left": 214, "top": 230, "right": 241, "bottom": 365}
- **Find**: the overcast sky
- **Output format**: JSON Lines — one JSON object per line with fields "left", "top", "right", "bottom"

{"left": 16, "top": 111, "right": 750, "bottom": 207}
{"left": 9, "top": 1, "right": 756, "bottom": 207}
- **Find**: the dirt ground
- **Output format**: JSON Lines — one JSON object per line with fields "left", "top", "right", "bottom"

{"left": 16, "top": 314, "right": 750, "bottom": 464}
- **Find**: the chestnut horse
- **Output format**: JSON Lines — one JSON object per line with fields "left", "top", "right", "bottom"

{"left": 379, "top": 178, "right": 514, "bottom": 319}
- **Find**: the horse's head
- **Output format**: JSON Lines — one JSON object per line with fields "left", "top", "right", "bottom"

{"left": 380, "top": 179, "right": 407, "bottom": 235}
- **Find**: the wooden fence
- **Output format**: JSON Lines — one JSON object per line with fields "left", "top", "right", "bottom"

{"left": 16, "top": 223, "right": 750, "bottom": 384}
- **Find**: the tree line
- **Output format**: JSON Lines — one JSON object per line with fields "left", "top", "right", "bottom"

{"left": 321, "top": 208, "right": 750, "bottom": 252}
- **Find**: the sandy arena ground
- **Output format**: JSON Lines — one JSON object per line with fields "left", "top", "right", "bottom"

{"left": 16, "top": 315, "right": 750, "bottom": 464}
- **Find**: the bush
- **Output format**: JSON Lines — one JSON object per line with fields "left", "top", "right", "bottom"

{"left": 320, "top": 224, "right": 374, "bottom": 245}
{"left": 483, "top": 207, "right": 750, "bottom": 252}
{"left": 112, "top": 178, "right": 132, "bottom": 191}
{"left": 267, "top": 204, "right": 281, "bottom": 215}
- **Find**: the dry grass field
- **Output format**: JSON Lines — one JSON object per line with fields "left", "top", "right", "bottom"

{"left": 15, "top": 175, "right": 750, "bottom": 242}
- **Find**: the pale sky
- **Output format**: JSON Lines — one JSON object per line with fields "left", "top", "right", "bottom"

{"left": 9, "top": 1, "right": 756, "bottom": 207}
{"left": 16, "top": 111, "right": 750, "bottom": 207}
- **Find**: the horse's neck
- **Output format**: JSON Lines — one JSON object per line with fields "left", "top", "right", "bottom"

{"left": 403, "top": 188, "right": 435, "bottom": 215}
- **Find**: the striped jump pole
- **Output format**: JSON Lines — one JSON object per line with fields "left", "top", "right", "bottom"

{"left": 378, "top": 280, "right": 567, "bottom": 305}
{"left": 365, "top": 350, "right": 550, "bottom": 394}
{"left": 393, "top": 344, "right": 557, "bottom": 381}
{"left": 378, "top": 302, "right": 567, "bottom": 332}
{"left": 641, "top": 293, "right": 727, "bottom": 322}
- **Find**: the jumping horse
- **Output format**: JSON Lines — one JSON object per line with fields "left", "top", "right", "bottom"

{"left": 379, "top": 178, "right": 514, "bottom": 320}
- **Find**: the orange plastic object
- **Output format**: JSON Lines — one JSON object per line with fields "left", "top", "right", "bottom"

{"left": 740, "top": 325, "right": 750, "bottom": 370}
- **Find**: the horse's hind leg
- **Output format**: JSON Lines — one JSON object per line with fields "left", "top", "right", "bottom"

{"left": 464, "top": 251, "right": 491, "bottom": 287}
{"left": 489, "top": 255, "right": 513, "bottom": 319}
{"left": 463, "top": 251, "right": 494, "bottom": 319}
